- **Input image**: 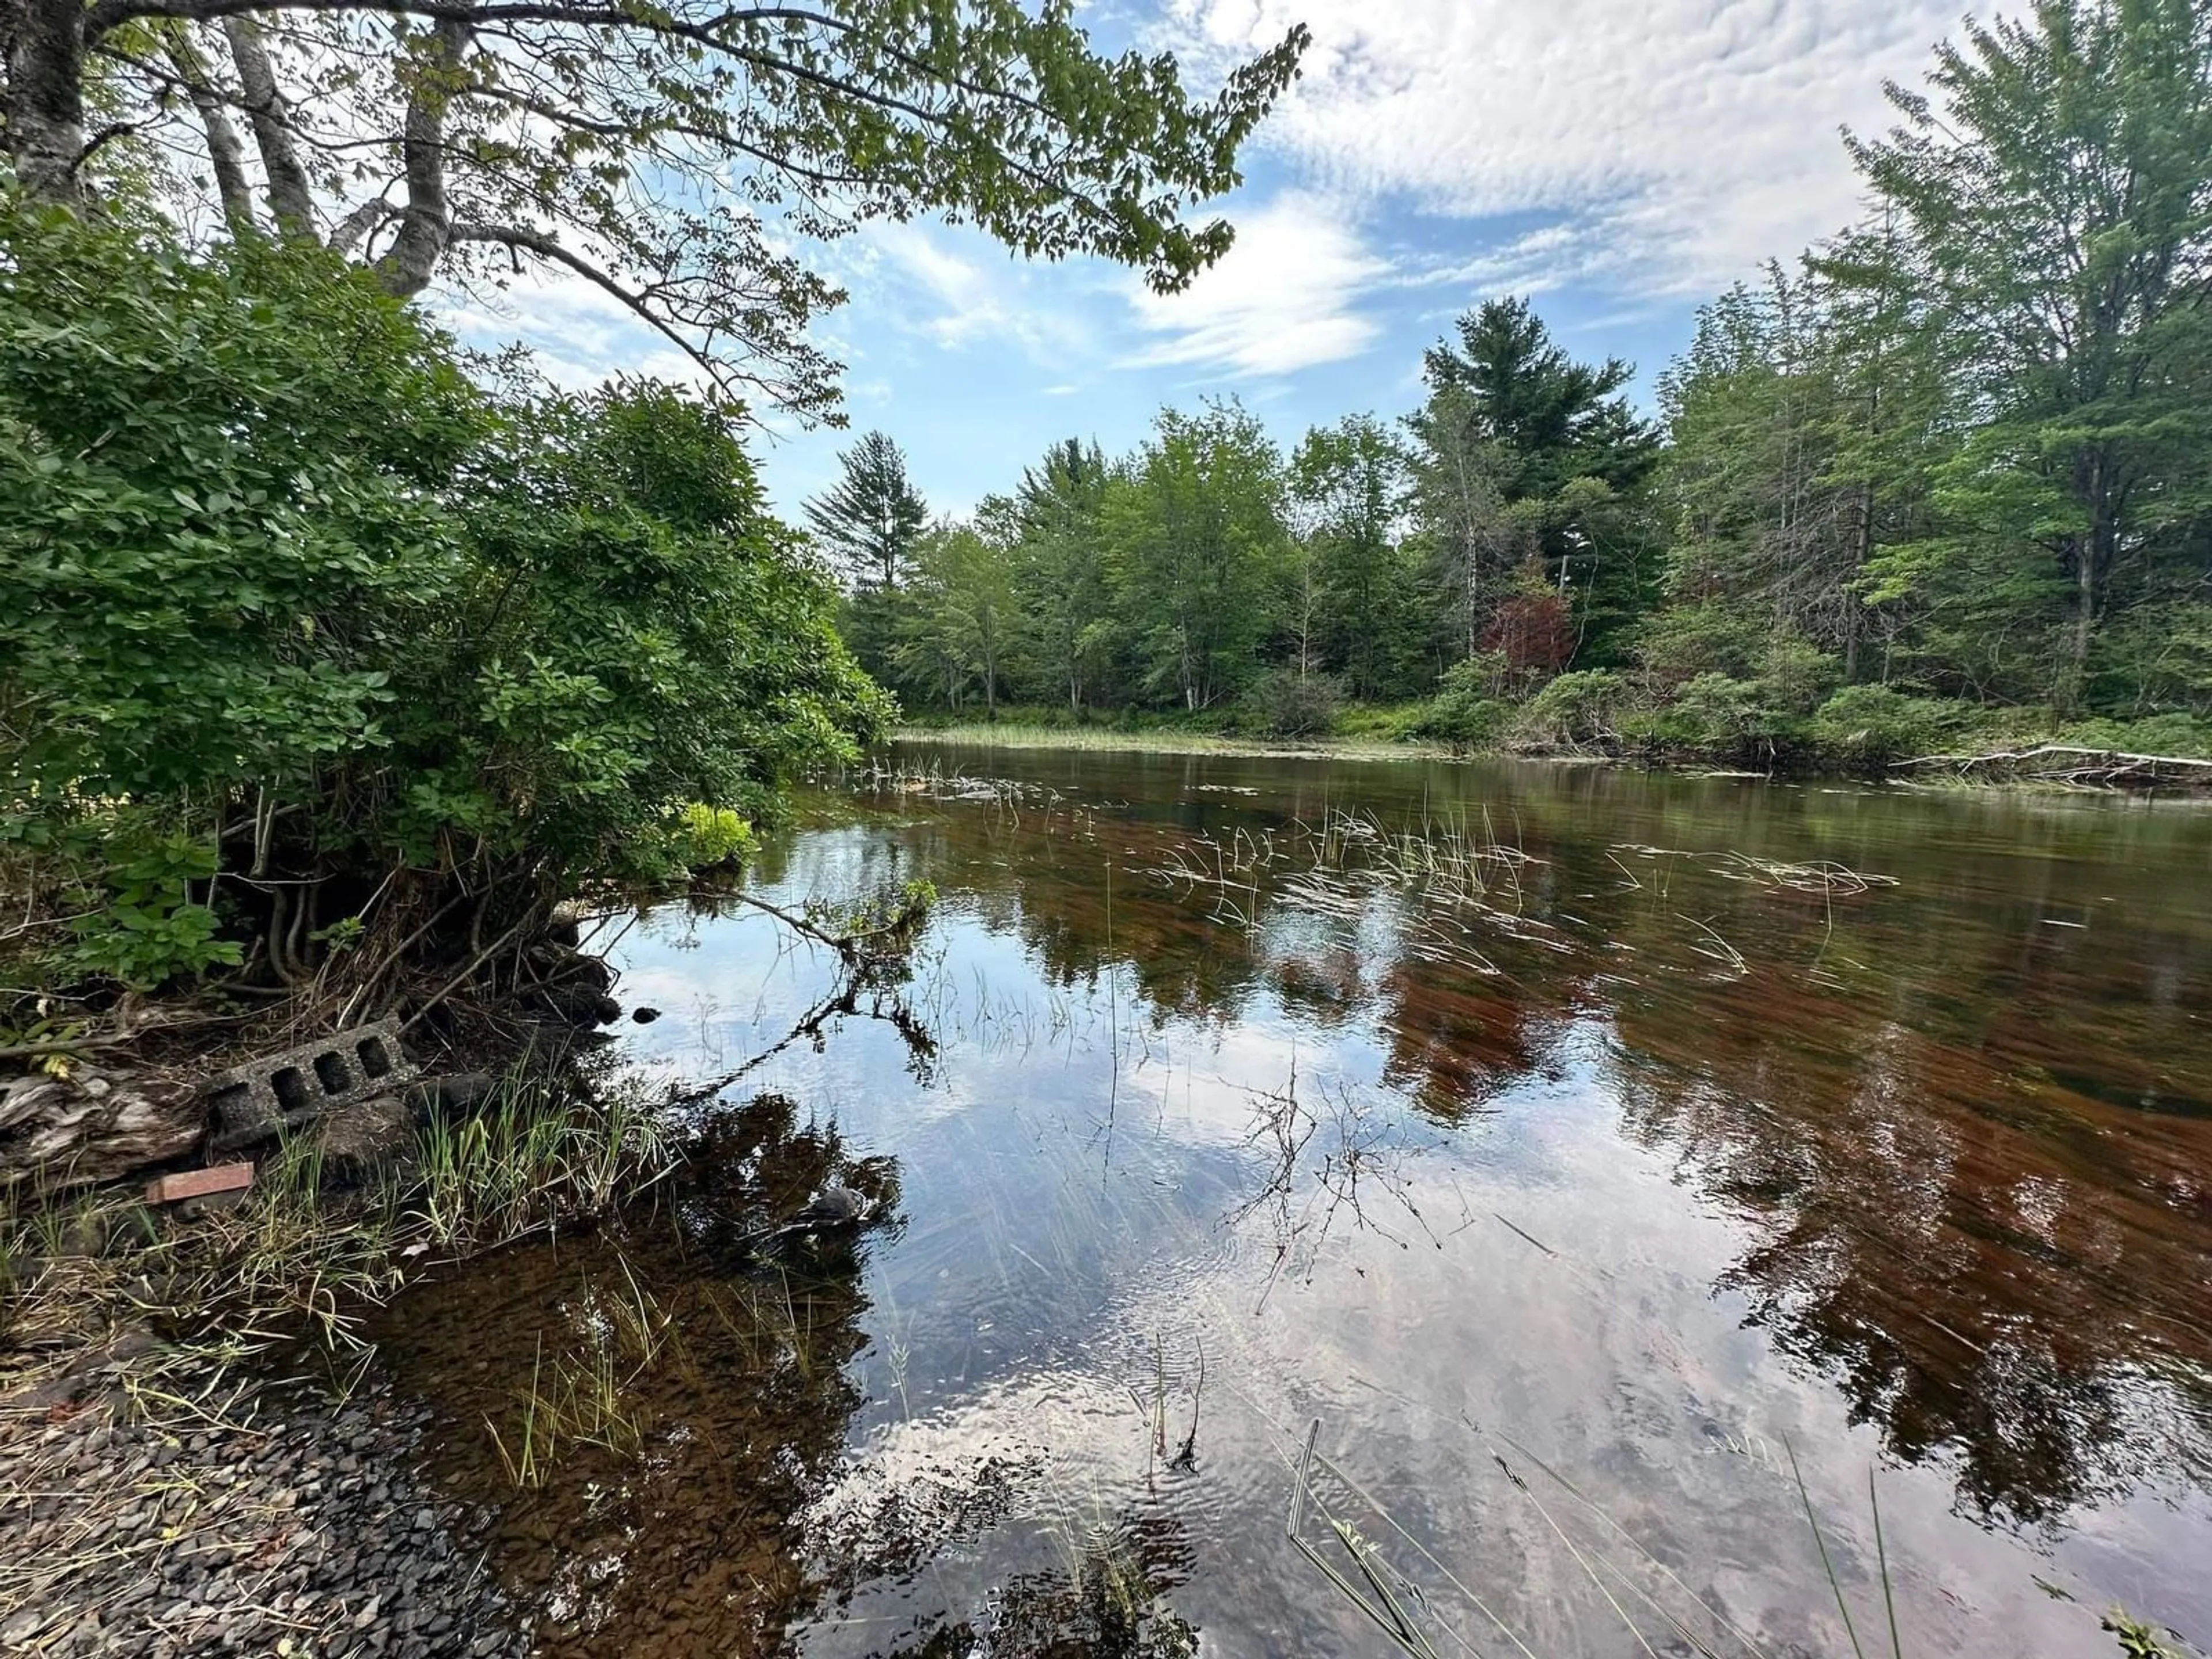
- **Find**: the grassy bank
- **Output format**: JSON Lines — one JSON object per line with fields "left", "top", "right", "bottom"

{"left": 898, "top": 696, "right": 2212, "bottom": 789}
{"left": 1, "top": 1072, "right": 672, "bottom": 1391}
{"left": 899, "top": 718, "right": 1454, "bottom": 763}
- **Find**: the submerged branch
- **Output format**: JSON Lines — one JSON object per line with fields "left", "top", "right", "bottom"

{"left": 1894, "top": 745, "right": 2212, "bottom": 789}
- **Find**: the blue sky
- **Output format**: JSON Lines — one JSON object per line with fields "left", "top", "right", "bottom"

{"left": 439, "top": 0, "right": 1977, "bottom": 520}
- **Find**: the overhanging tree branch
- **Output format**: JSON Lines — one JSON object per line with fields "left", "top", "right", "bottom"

{"left": 20, "top": 0, "right": 1306, "bottom": 424}
{"left": 446, "top": 219, "right": 726, "bottom": 387}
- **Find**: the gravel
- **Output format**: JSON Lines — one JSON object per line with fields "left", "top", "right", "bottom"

{"left": 0, "top": 1345, "right": 533, "bottom": 1658}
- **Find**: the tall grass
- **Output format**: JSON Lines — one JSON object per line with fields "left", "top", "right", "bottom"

{"left": 412, "top": 1079, "right": 671, "bottom": 1247}
{"left": 1, "top": 1073, "right": 676, "bottom": 1413}
{"left": 488, "top": 1262, "right": 669, "bottom": 1487}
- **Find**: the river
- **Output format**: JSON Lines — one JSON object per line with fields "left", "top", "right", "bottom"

{"left": 375, "top": 745, "right": 2212, "bottom": 1657}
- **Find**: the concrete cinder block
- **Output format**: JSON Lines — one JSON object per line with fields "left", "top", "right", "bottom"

{"left": 206, "top": 1020, "right": 419, "bottom": 1152}
{"left": 145, "top": 1163, "right": 255, "bottom": 1206}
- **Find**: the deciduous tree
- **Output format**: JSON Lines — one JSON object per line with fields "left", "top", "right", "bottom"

{"left": 3, "top": 0, "right": 1308, "bottom": 415}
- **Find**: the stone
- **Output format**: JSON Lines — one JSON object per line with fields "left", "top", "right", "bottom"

{"left": 205, "top": 1022, "right": 418, "bottom": 1153}
{"left": 1, "top": 1608, "right": 44, "bottom": 1644}
{"left": 310, "top": 1096, "right": 416, "bottom": 1188}
{"left": 400, "top": 1073, "right": 499, "bottom": 1120}
{"left": 529, "top": 982, "right": 621, "bottom": 1028}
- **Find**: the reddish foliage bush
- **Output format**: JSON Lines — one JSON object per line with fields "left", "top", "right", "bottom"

{"left": 1482, "top": 591, "right": 1574, "bottom": 677}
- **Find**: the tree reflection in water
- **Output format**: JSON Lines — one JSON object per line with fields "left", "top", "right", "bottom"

{"left": 817, "top": 759, "right": 2212, "bottom": 1531}
{"left": 376, "top": 755, "right": 2212, "bottom": 1652}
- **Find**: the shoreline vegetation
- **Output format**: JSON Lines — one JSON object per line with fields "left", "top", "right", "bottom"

{"left": 895, "top": 713, "right": 2212, "bottom": 792}
{"left": 810, "top": 8, "right": 2212, "bottom": 805}
{"left": 1, "top": 0, "right": 1306, "bottom": 1623}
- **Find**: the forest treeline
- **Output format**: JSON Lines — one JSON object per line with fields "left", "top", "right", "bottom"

{"left": 812, "top": 0, "right": 2212, "bottom": 769}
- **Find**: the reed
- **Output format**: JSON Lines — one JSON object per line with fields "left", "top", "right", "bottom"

{"left": 2, "top": 1071, "right": 676, "bottom": 1427}
{"left": 488, "top": 1265, "right": 669, "bottom": 1487}
{"left": 1286, "top": 1412, "right": 1930, "bottom": 1659}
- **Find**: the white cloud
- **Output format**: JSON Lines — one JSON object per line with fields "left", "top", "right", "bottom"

{"left": 1124, "top": 189, "right": 1389, "bottom": 376}
{"left": 1158, "top": 0, "right": 1969, "bottom": 292}
{"left": 857, "top": 219, "right": 1103, "bottom": 361}
{"left": 433, "top": 263, "right": 713, "bottom": 393}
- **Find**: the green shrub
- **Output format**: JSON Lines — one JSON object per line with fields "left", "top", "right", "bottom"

{"left": 1516, "top": 671, "right": 1624, "bottom": 748}
{"left": 1247, "top": 669, "right": 1344, "bottom": 738}
{"left": 1757, "top": 635, "right": 1843, "bottom": 717}
{"left": 1410, "top": 660, "right": 1512, "bottom": 752}
{"left": 671, "top": 804, "right": 757, "bottom": 871}
{"left": 1810, "top": 685, "right": 1965, "bottom": 767}
{"left": 0, "top": 198, "right": 887, "bottom": 996}
{"left": 1331, "top": 700, "right": 1429, "bottom": 741}
{"left": 35, "top": 813, "right": 243, "bottom": 989}
{"left": 1658, "top": 672, "right": 1770, "bottom": 751}
{"left": 2086, "top": 603, "right": 2212, "bottom": 718}
{"left": 2055, "top": 712, "right": 2212, "bottom": 759}
{"left": 1635, "top": 603, "right": 1768, "bottom": 686}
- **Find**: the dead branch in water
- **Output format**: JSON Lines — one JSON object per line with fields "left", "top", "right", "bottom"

{"left": 1893, "top": 745, "right": 2212, "bottom": 790}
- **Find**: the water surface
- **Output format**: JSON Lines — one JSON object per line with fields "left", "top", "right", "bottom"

{"left": 381, "top": 748, "right": 2212, "bottom": 1657}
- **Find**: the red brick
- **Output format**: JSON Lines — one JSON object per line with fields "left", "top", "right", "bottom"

{"left": 144, "top": 1164, "right": 255, "bottom": 1206}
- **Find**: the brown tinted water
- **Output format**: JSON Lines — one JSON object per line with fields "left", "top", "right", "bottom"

{"left": 373, "top": 747, "right": 2212, "bottom": 1657}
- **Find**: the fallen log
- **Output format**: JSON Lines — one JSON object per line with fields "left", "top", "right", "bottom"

{"left": 0, "top": 1066, "right": 207, "bottom": 1188}
{"left": 1892, "top": 744, "right": 2212, "bottom": 790}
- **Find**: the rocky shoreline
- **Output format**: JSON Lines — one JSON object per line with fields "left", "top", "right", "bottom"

{"left": 1, "top": 1344, "right": 532, "bottom": 1657}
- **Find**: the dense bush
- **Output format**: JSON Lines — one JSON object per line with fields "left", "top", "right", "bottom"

{"left": 1247, "top": 669, "right": 1344, "bottom": 738}
{"left": 2055, "top": 712, "right": 2212, "bottom": 758}
{"left": 1634, "top": 602, "right": 1769, "bottom": 688}
{"left": 0, "top": 199, "right": 887, "bottom": 991}
{"left": 1517, "top": 671, "right": 1624, "bottom": 748}
{"left": 2085, "top": 604, "right": 2212, "bottom": 719}
{"left": 1809, "top": 685, "right": 1967, "bottom": 766}
{"left": 1410, "top": 659, "right": 1513, "bottom": 752}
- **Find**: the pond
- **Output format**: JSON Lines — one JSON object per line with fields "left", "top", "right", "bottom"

{"left": 374, "top": 745, "right": 2212, "bottom": 1658}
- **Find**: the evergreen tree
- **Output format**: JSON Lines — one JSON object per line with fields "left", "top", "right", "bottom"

{"left": 806, "top": 431, "right": 929, "bottom": 684}
{"left": 805, "top": 431, "right": 929, "bottom": 593}
{"left": 1423, "top": 297, "right": 1660, "bottom": 503}
{"left": 1414, "top": 298, "right": 1663, "bottom": 665}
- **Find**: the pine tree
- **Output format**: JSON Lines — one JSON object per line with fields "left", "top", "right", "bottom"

{"left": 1414, "top": 298, "right": 1662, "bottom": 665}
{"left": 806, "top": 431, "right": 929, "bottom": 685}
{"left": 805, "top": 431, "right": 929, "bottom": 594}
